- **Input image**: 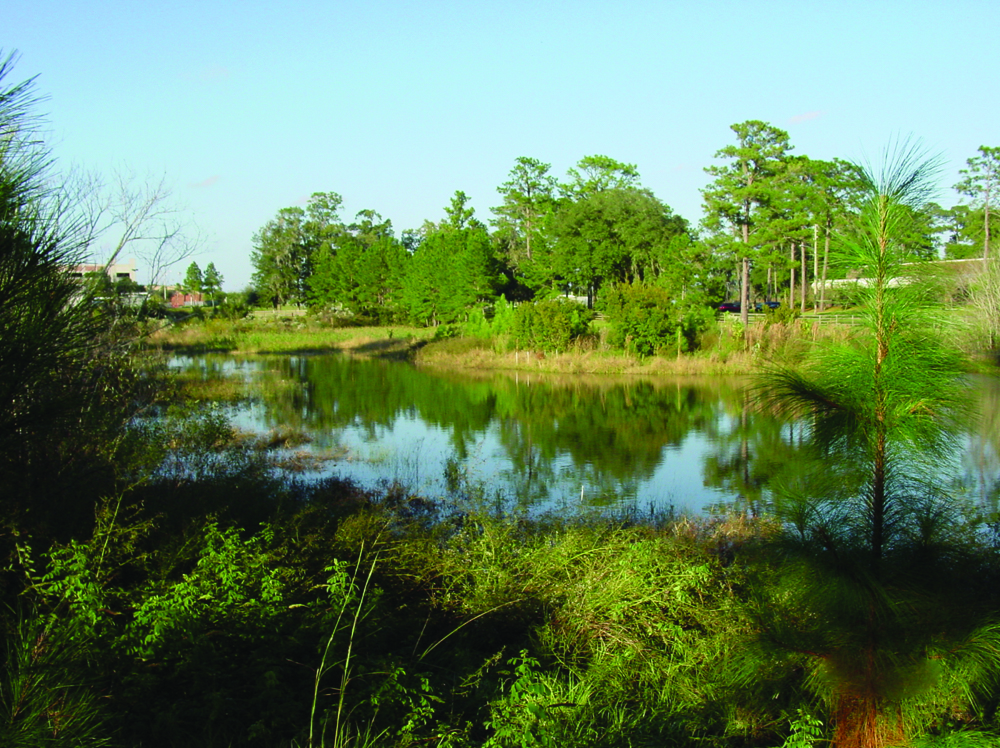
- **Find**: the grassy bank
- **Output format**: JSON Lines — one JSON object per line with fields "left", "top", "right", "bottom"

{"left": 8, "top": 441, "right": 999, "bottom": 748}
{"left": 146, "top": 311, "right": 852, "bottom": 375}
{"left": 415, "top": 335, "right": 759, "bottom": 374}
{"left": 146, "top": 315, "right": 435, "bottom": 358}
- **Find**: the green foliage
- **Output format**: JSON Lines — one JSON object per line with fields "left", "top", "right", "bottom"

{"left": 550, "top": 186, "right": 691, "bottom": 306}
{"left": 462, "top": 307, "right": 493, "bottom": 339}
{"left": 428, "top": 512, "right": 749, "bottom": 746}
{"left": 913, "top": 730, "right": 1000, "bottom": 747}
{"left": 752, "top": 142, "right": 993, "bottom": 748}
{"left": 0, "top": 53, "right": 158, "bottom": 534}
{"left": 512, "top": 299, "right": 592, "bottom": 353}
{"left": 202, "top": 261, "right": 223, "bottom": 303}
{"left": 484, "top": 651, "right": 557, "bottom": 748}
{"left": 401, "top": 200, "right": 502, "bottom": 327}
{"left": 781, "top": 709, "right": 825, "bottom": 748}
{"left": 182, "top": 261, "right": 203, "bottom": 294}
{"left": 253, "top": 193, "right": 343, "bottom": 308}
{"left": 127, "top": 523, "right": 287, "bottom": 657}
{"left": 763, "top": 303, "right": 800, "bottom": 327}
{"left": 217, "top": 290, "right": 251, "bottom": 320}
{"left": 562, "top": 154, "right": 640, "bottom": 198}
{"left": 954, "top": 145, "right": 1000, "bottom": 260}
{"left": 490, "top": 296, "right": 516, "bottom": 336}
{"left": 0, "top": 612, "right": 111, "bottom": 746}
{"left": 602, "top": 283, "right": 714, "bottom": 357}
{"left": 491, "top": 157, "right": 557, "bottom": 291}
{"left": 309, "top": 209, "right": 407, "bottom": 322}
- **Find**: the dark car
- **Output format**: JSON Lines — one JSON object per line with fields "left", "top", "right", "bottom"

{"left": 717, "top": 301, "right": 741, "bottom": 313}
{"left": 754, "top": 300, "right": 781, "bottom": 312}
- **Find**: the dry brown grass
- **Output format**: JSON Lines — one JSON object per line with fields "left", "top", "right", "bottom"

{"left": 416, "top": 343, "right": 758, "bottom": 375}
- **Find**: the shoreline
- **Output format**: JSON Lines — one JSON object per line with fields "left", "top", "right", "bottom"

{"left": 146, "top": 318, "right": 759, "bottom": 375}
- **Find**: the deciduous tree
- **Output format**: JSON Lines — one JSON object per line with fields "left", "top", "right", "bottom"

{"left": 69, "top": 165, "right": 202, "bottom": 292}
{"left": 550, "top": 188, "right": 689, "bottom": 308}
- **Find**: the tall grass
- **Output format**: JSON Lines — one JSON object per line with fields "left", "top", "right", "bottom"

{"left": 147, "top": 317, "right": 435, "bottom": 356}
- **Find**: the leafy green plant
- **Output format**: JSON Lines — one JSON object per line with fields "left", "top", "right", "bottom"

{"left": 512, "top": 299, "right": 592, "bottom": 353}
{"left": 127, "top": 523, "right": 287, "bottom": 657}
{"left": 602, "top": 283, "right": 714, "bottom": 357}
{"left": 484, "top": 651, "right": 558, "bottom": 748}
{"left": 781, "top": 708, "right": 826, "bottom": 748}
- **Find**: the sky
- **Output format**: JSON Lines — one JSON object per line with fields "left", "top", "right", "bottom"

{"left": 7, "top": 0, "right": 999, "bottom": 290}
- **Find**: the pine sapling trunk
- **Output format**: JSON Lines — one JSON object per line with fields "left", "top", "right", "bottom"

{"left": 870, "top": 198, "right": 891, "bottom": 576}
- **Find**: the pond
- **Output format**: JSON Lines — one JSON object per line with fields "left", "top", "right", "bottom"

{"left": 169, "top": 354, "right": 1000, "bottom": 517}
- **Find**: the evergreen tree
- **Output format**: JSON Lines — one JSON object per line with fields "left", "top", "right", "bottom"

{"left": 750, "top": 142, "right": 999, "bottom": 748}
{"left": 402, "top": 193, "right": 500, "bottom": 325}
{"left": 310, "top": 209, "right": 405, "bottom": 321}
{"left": 954, "top": 145, "right": 1000, "bottom": 259}
{"left": 202, "top": 262, "right": 223, "bottom": 304}
{"left": 182, "top": 261, "right": 203, "bottom": 295}
{"left": 491, "top": 156, "right": 558, "bottom": 297}
{"left": 562, "top": 154, "right": 640, "bottom": 198}
{"left": 702, "top": 121, "right": 794, "bottom": 321}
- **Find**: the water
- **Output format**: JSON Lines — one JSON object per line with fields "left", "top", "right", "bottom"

{"left": 167, "top": 354, "right": 1000, "bottom": 517}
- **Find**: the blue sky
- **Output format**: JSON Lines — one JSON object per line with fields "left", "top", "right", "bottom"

{"left": 8, "top": 0, "right": 998, "bottom": 289}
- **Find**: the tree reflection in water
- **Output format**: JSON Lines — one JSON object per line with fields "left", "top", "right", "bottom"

{"left": 168, "top": 354, "right": 999, "bottom": 517}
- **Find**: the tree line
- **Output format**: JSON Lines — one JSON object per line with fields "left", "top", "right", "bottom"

{"left": 250, "top": 124, "right": 1000, "bottom": 325}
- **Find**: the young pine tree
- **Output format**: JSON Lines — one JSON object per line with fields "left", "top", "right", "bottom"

{"left": 746, "top": 142, "right": 1000, "bottom": 748}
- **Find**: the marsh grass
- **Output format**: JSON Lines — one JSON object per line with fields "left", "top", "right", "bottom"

{"left": 147, "top": 317, "right": 435, "bottom": 357}
{"left": 146, "top": 312, "right": 873, "bottom": 374}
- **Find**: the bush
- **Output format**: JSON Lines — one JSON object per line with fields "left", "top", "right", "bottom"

{"left": 512, "top": 299, "right": 593, "bottom": 353}
{"left": 602, "top": 284, "right": 714, "bottom": 357}
{"left": 217, "top": 292, "right": 251, "bottom": 321}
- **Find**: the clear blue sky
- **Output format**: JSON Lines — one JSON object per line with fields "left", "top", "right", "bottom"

{"left": 8, "top": 0, "right": 998, "bottom": 289}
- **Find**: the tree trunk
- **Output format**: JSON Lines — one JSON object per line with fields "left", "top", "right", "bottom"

{"left": 789, "top": 244, "right": 796, "bottom": 308}
{"left": 985, "top": 198, "right": 991, "bottom": 260}
{"left": 821, "top": 225, "right": 831, "bottom": 311}
{"left": 800, "top": 242, "right": 807, "bottom": 314}
{"left": 740, "top": 256, "right": 749, "bottom": 327}
{"left": 813, "top": 225, "right": 820, "bottom": 312}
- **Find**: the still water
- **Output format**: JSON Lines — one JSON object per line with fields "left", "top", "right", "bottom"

{"left": 170, "top": 354, "right": 1000, "bottom": 516}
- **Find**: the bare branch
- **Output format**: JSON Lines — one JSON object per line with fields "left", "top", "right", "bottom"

{"left": 64, "top": 164, "right": 203, "bottom": 289}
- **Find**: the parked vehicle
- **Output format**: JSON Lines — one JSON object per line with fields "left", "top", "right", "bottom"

{"left": 717, "top": 302, "right": 741, "bottom": 313}
{"left": 755, "top": 300, "right": 781, "bottom": 311}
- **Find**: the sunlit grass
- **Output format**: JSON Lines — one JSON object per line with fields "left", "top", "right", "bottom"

{"left": 147, "top": 312, "right": 874, "bottom": 375}
{"left": 146, "top": 316, "right": 436, "bottom": 356}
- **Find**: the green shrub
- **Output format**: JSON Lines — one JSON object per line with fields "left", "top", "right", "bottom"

{"left": 491, "top": 296, "right": 516, "bottom": 337}
{"left": 602, "top": 284, "right": 714, "bottom": 357}
{"left": 463, "top": 307, "right": 493, "bottom": 339}
{"left": 512, "top": 299, "right": 592, "bottom": 353}
{"left": 763, "top": 303, "right": 800, "bottom": 327}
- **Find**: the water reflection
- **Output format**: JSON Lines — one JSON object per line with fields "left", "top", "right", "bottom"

{"left": 168, "top": 354, "right": 1000, "bottom": 517}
